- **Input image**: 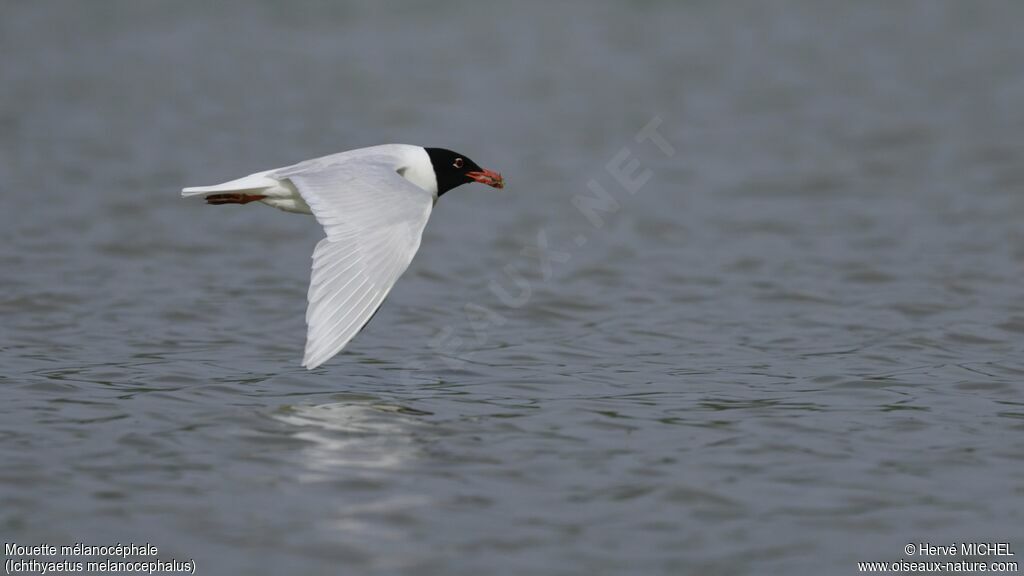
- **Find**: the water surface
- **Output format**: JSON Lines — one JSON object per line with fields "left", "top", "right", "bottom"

{"left": 2, "top": 2, "right": 1023, "bottom": 574}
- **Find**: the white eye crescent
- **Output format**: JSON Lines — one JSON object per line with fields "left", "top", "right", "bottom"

{"left": 453, "top": 158, "right": 464, "bottom": 168}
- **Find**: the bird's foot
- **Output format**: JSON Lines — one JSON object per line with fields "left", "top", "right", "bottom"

{"left": 205, "top": 193, "right": 267, "bottom": 205}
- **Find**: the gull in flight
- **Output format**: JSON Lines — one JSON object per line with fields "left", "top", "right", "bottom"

{"left": 182, "top": 144, "right": 504, "bottom": 369}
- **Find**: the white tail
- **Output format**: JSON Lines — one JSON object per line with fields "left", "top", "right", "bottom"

{"left": 181, "top": 170, "right": 278, "bottom": 197}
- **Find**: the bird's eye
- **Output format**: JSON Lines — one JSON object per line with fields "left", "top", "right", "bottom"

{"left": 453, "top": 158, "right": 464, "bottom": 169}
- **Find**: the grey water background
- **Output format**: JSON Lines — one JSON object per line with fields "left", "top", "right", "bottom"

{"left": 2, "top": 2, "right": 1023, "bottom": 574}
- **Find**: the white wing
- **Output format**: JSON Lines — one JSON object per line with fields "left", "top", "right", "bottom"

{"left": 277, "top": 155, "right": 434, "bottom": 369}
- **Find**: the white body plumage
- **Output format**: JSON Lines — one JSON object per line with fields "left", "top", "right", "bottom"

{"left": 182, "top": 144, "right": 439, "bottom": 369}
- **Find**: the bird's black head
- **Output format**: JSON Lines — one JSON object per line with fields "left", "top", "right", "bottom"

{"left": 424, "top": 147, "right": 505, "bottom": 196}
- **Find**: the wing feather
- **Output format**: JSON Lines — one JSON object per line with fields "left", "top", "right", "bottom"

{"left": 280, "top": 155, "right": 434, "bottom": 369}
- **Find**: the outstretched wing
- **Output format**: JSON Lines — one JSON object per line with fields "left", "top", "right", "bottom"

{"left": 279, "top": 157, "right": 433, "bottom": 369}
